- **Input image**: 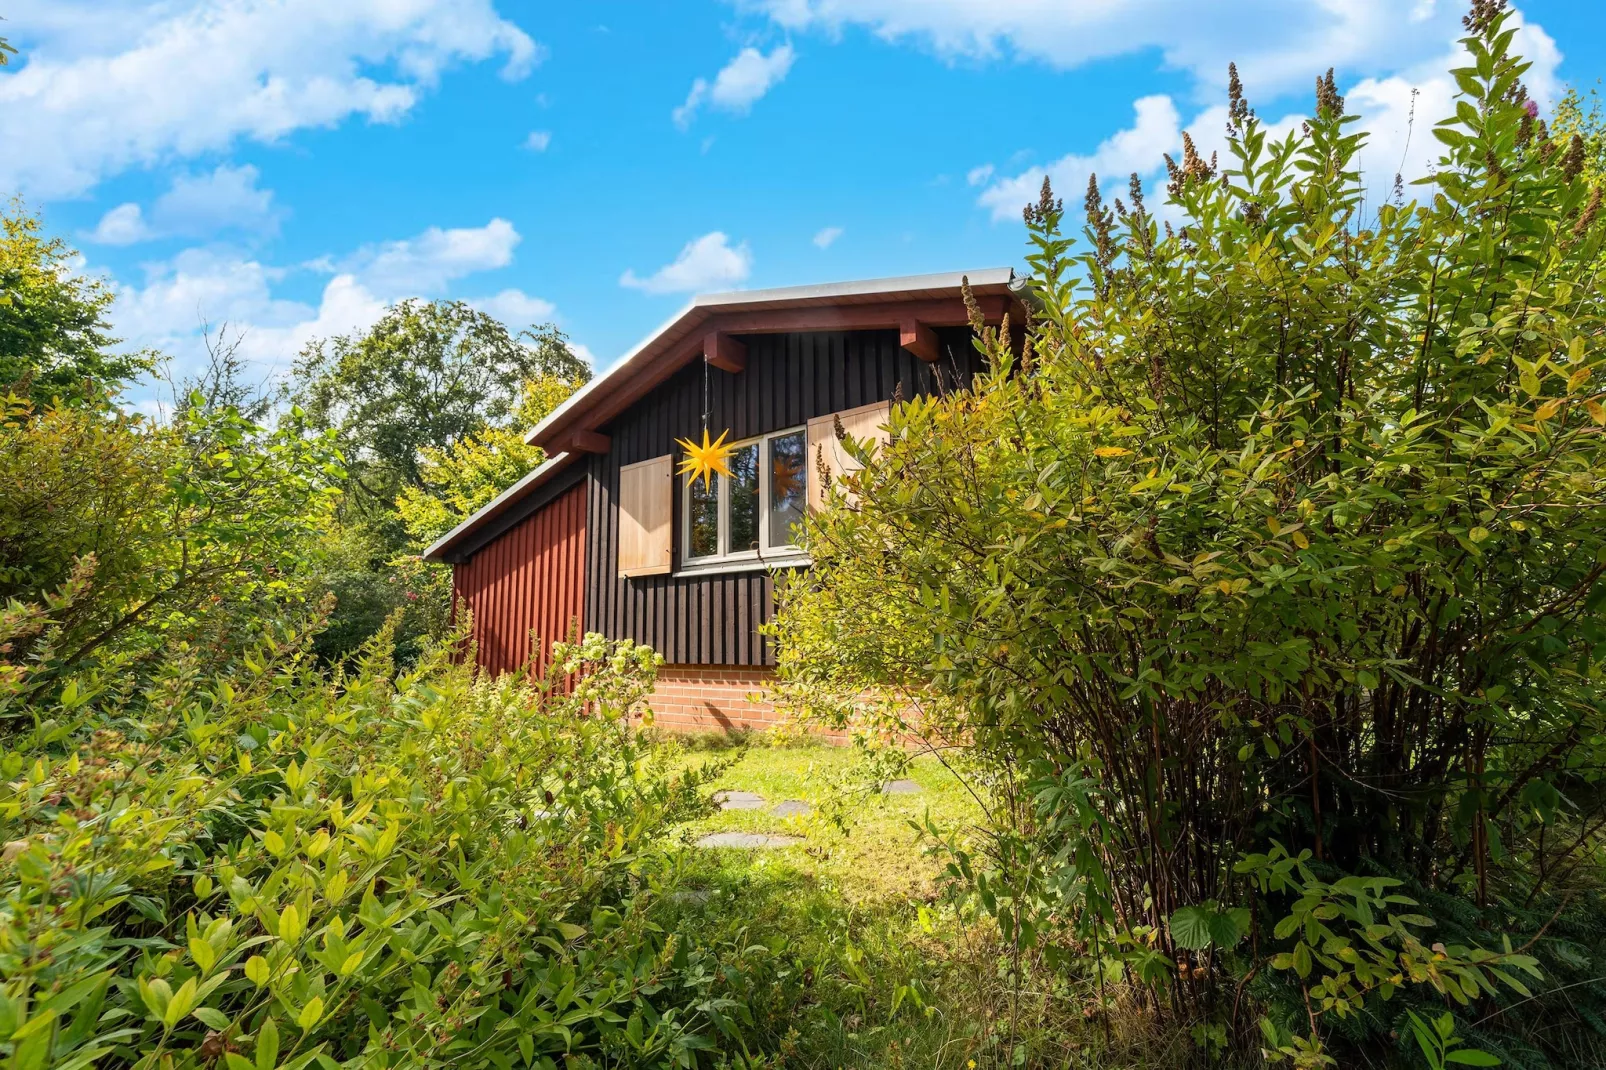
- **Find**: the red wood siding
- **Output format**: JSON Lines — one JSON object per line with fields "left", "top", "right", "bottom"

{"left": 453, "top": 481, "right": 586, "bottom": 677}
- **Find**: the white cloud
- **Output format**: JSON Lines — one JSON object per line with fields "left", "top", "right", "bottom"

{"left": 331, "top": 218, "right": 521, "bottom": 295}
{"left": 107, "top": 217, "right": 548, "bottom": 385}
{"left": 620, "top": 231, "right": 752, "bottom": 294}
{"left": 750, "top": 0, "right": 1466, "bottom": 100}
{"left": 90, "top": 163, "right": 281, "bottom": 245}
{"left": 812, "top": 225, "right": 843, "bottom": 248}
{"left": 965, "top": 163, "right": 994, "bottom": 187}
{"left": 472, "top": 288, "right": 556, "bottom": 325}
{"left": 673, "top": 44, "right": 795, "bottom": 128}
{"left": 0, "top": 0, "right": 540, "bottom": 198}
{"left": 524, "top": 129, "right": 552, "bottom": 151}
{"left": 978, "top": 94, "right": 1181, "bottom": 222}
{"left": 90, "top": 202, "right": 152, "bottom": 245}
{"left": 975, "top": 9, "right": 1564, "bottom": 223}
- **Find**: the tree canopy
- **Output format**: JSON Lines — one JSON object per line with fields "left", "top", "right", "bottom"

{"left": 290, "top": 299, "right": 588, "bottom": 541}
{"left": 0, "top": 203, "right": 153, "bottom": 405}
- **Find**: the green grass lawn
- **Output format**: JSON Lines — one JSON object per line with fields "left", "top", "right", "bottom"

{"left": 644, "top": 734, "right": 988, "bottom": 1068}
{"left": 642, "top": 733, "right": 1136, "bottom": 1070}
{"left": 674, "top": 734, "right": 981, "bottom": 902}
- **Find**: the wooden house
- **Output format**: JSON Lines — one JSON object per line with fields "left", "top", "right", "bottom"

{"left": 421, "top": 269, "right": 1030, "bottom": 730}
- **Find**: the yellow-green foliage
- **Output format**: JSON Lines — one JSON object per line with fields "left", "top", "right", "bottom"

{"left": 394, "top": 374, "right": 583, "bottom": 547}
{"left": 0, "top": 603, "right": 735, "bottom": 1070}
{"left": 0, "top": 392, "right": 342, "bottom": 682}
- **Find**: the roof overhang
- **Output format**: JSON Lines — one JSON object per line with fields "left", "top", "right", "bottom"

{"left": 526, "top": 268, "right": 1026, "bottom": 452}
{"left": 422, "top": 268, "right": 1027, "bottom": 564}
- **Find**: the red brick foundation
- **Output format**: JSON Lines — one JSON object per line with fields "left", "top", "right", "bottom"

{"left": 645, "top": 664, "right": 780, "bottom": 733}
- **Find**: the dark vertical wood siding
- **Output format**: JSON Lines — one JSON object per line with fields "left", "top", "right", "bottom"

{"left": 585, "top": 327, "right": 982, "bottom": 665}
{"left": 453, "top": 480, "right": 587, "bottom": 677}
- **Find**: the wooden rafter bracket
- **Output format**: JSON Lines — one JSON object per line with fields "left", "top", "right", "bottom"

{"left": 704, "top": 331, "right": 747, "bottom": 373}
{"left": 899, "top": 318, "right": 939, "bottom": 362}
{"left": 568, "top": 429, "right": 611, "bottom": 454}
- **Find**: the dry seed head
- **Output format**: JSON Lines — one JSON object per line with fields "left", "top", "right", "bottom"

{"left": 961, "top": 275, "right": 985, "bottom": 333}
{"left": 1463, "top": 0, "right": 1507, "bottom": 34}
{"left": 1563, "top": 134, "right": 1586, "bottom": 182}
{"left": 1024, "top": 175, "right": 1063, "bottom": 228}
{"left": 1227, "top": 62, "right": 1253, "bottom": 132}
{"left": 1573, "top": 185, "right": 1602, "bottom": 240}
{"left": 1315, "top": 68, "right": 1345, "bottom": 118}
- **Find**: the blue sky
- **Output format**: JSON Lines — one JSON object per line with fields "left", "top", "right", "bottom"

{"left": 2, "top": 1, "right": 1602, "bottom": 402}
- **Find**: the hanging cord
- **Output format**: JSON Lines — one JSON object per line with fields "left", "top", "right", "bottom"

{"left": 702, "top": 353, "right": 711, "bottom": 434}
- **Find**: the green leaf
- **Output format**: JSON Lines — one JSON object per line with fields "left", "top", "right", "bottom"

{"left": 278, "top": 903, "right": 303, "bottom": 944}
{"left": 1207, "top": 908, "right": 1250, "bottom": 949}
{"left": 257, "top": 1017, "right": 280, "bottom": 1070}
{"left": 245, "top": 956, "right": 270, "bottom": 987}
{"left": 190, "top": 936, "right": 217, "bottom": 973}
{"left": 1169, "top": 906, "right": 1215, "bottom": 950}
{"left": 297, "top": 997, "right": 324, "bottom": 1031}
{"left": 193, "top": 1006, "right": 233, "bottom": 1031}
{"left": 1446, "top": 1050, "right": 1501, "bottom": 1066}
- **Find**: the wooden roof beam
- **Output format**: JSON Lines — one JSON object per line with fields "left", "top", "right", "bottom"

{"left": 567, "top": 430, "right": 611, "bottom": 454}
{"left": 900, "top": 318, "right": 939, "bottom": 362}
{"left": 704, "top": 331, "right": 747, "bottom": 373}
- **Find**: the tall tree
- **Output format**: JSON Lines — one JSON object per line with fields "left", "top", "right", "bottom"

{"left": 394, "top": 372, "right": 582, "bottom": 547}
{"left": 0, "top": 203, "right": 154, "bottom": 404}
{"left": 289, "top": 299, "right": 589, "bottom": 543}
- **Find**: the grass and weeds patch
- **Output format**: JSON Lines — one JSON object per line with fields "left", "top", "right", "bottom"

{"left": 657, "top": 735, "right": 1182, "bottom": 1069}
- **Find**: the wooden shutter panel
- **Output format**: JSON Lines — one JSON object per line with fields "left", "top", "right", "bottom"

{"left": 806, "top": 400, "right": 891, "bottom": 512}
{"left": 618, "top": 455, "right": 673, "bottom": 577}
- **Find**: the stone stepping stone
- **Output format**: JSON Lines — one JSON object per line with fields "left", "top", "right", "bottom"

{"left": 696, "top": 832, "right": 801, "bottom": 849}
{"left": 883, "top": 779, "right": 923, "bottom": 795}
{"left": 770, "top": 800, "right": 813, "bottom": 818}
{"left": 714, "top": 790, "right": 767, "bottom": 810}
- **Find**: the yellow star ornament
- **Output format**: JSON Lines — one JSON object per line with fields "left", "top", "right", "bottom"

{"left": 675, "top": 428, "right": 735, "bottom": 489}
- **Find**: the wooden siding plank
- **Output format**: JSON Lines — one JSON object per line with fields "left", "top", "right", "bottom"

{"left": 454, "top": 481, "right": 587, "bottom": 678}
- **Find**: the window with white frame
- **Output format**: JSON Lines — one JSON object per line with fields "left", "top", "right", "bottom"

{"left": 681, "top": 426, "right": 809, "bottom": 568}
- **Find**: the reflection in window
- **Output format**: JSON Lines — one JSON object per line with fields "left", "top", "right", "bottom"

{"left": 729, "top": 442, "right": 760, "bottom": 553}
{"left": 768, "top": 431, "right": 805, "bottom": 547}
{"left": 679, "top": 425, "right": 810, "bottom": 568}
{"left": 689, "top": 472, "right": 719, "bottom": 558}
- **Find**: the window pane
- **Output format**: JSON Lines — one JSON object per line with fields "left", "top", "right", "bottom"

{"left": 729, "top": 442, "right": 760, "bottom": 553}
{"left": 689, "top": 473, "right": 719, "bottom": 558}
{"left": 768, "top": 431, "right": 806, "bottom": 547}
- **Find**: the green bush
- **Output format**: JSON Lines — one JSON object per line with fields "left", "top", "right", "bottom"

{"left": 0, "top": 601, "right": 757, "bottom": 1069}
{"left": 776, "top": 6, "right": 1606, "bottom": 1065}
{"left": 0, "top": 391, "right": 342, "bottom": 688}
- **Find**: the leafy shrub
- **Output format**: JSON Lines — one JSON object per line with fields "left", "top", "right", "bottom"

{"left": 0, "top": 596, "right": 752, "bottom": 1069}
{"left": 776, "top": 6, "right": 1606, "bottom": 1064}
{"left": 0, "top": 391, "right": 342, "bottom": 690}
